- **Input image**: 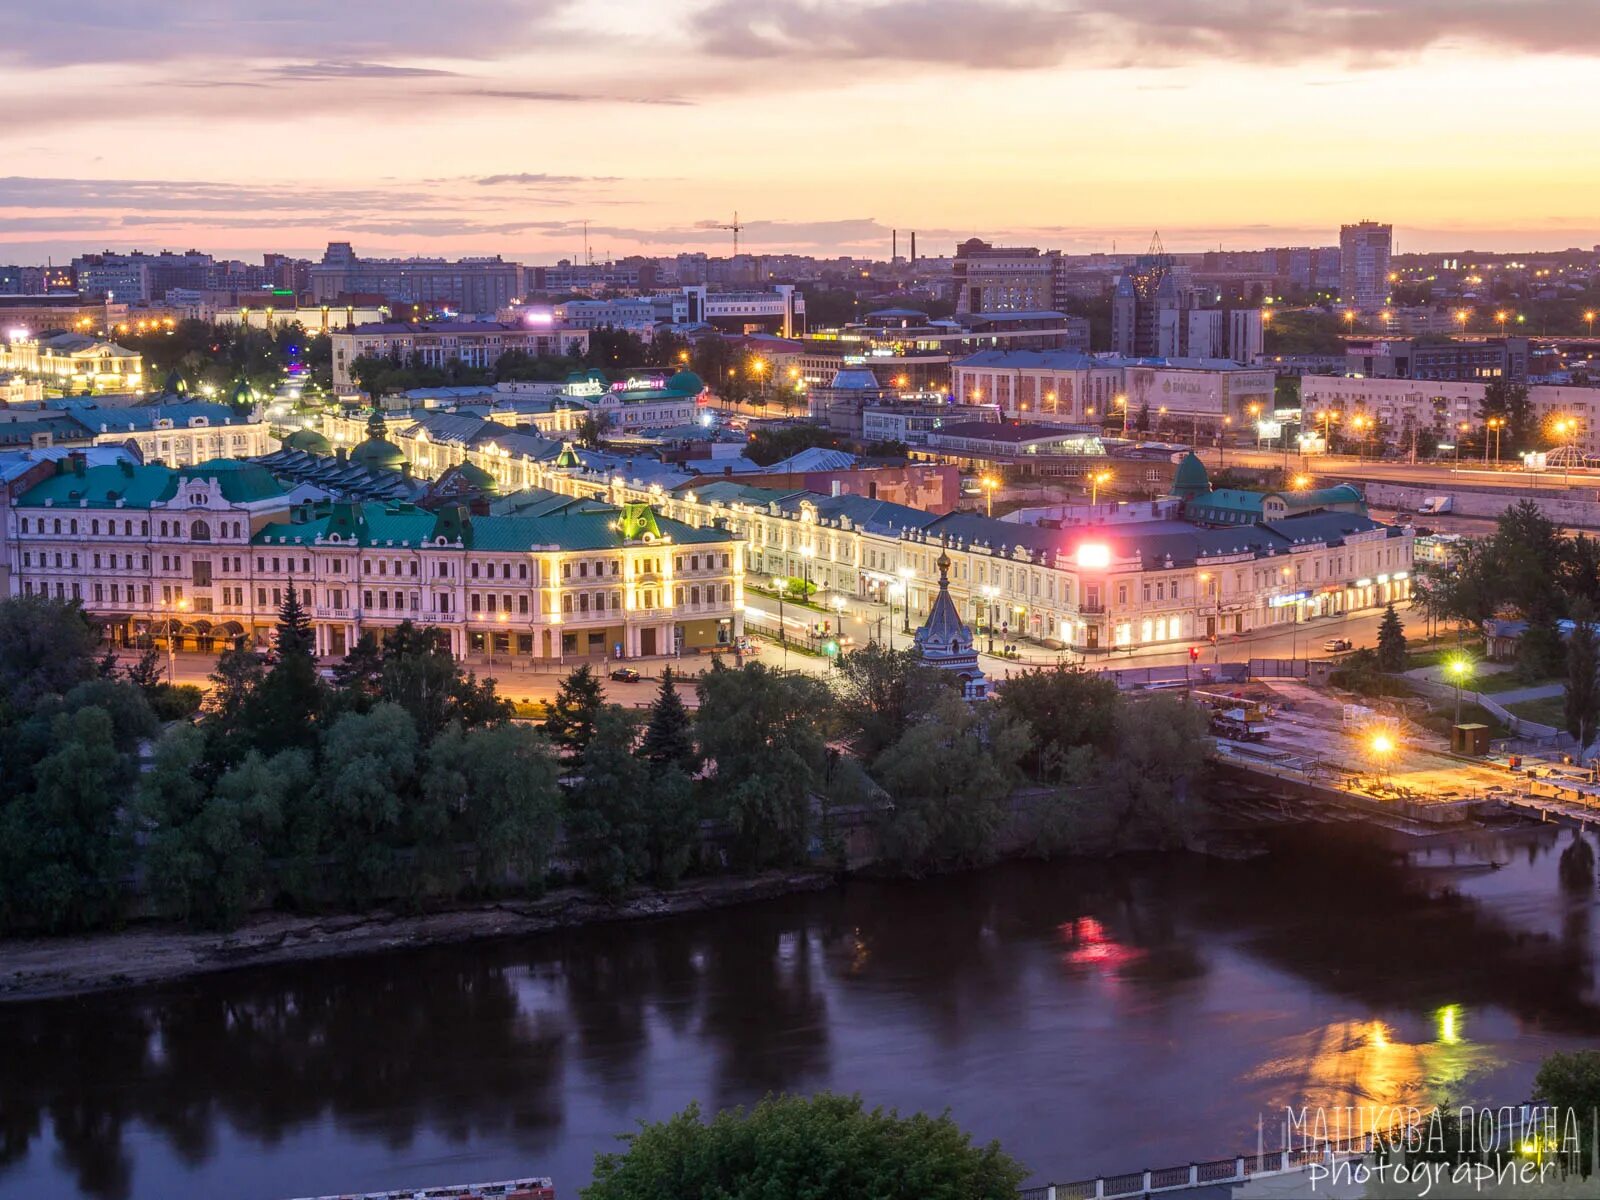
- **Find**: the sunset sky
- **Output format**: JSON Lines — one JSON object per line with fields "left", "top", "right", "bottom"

{"left": 2, "top": 0, "right": 1598, "bottom": 264}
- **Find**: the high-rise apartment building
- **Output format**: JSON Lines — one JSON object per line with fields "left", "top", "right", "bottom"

{"left": 951, "top": 239, "right": 1058, "bottom": 314}
{"left": 1339, "top": 221, "right": 1393, "bottom": 312}
{"left": 309, "top": 243, "right": 524, "bottom": 314}
{"left": 1110, "top": 240, "right": 1198, "bottom": 357}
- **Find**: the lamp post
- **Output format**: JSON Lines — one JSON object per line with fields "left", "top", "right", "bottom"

{"left": 981, "top": 474, "right": 998, "bottom": 517}
{"left": 1369, "top": 731, "right": 1395, "bottom": 786}
{"left": 799, "top": 544, "right": 814, "bottom": 604}
{"left": 1586, "top": 310, "right": 1596, "bottom": 340}
{"left": 1447, "top": 655, "right": 1473, "bottom": 725}
{"left": 1116, "top": 393, "right": 1129, "bottom": 434}
{"left": 888, "top": 582, "right": 904, "bottom": 649}
{"left": 898, "top": 564, "right": 915, "bottom": 632}
{"left": 981, "top": 585, "right": 998, "bottom": 654}
{"left": 1090, "top": 469, "right": 1112, "bottom": 505}
{"left": 770, "top": 576, "right": 790, "bottom": 666}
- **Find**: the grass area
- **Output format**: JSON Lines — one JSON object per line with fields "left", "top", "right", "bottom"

{"left": 1404, "top": 639, "right": 1486, "bottom": 671}
{"left": 1472, "top": 671, "right": 1560, "bottom": 695}
{"left": 1506, "top": 694, "right": 1567, "bottom": 728}
{"left": 1415, "top": 701, "right": 1511, "bottom": 740}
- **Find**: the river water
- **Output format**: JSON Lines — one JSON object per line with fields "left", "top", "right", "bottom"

{"left": 3, "top": 823, "right": 1599, "bottom": 1200}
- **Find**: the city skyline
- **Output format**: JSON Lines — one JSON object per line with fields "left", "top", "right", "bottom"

{"left": 4, "top": 1, "right": 1600, "bottom": 264}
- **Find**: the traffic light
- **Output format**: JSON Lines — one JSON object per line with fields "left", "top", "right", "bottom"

{"left": 1189, "top": 646, "right": 1201, "bottom": 662}
{"left": 824, "top": 640, "right": 839, "bottom": 657}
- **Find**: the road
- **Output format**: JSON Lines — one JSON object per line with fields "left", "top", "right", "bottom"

{"left": 1199, "top": 446, "right": 1597, "bottom": 493}
{"left": 122, "top": 598, "right": 1403, "bottom": 707}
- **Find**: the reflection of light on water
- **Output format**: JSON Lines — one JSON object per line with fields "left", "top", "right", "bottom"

{"left": 1056, "top": 917, "right": 1147, "bottom": 973}
{"left": 1436, "top": 1003, "right": 1461, "bottom": 1045}
{"left": 1249, "top": 1009, "right": 1493, "bottom": 1118}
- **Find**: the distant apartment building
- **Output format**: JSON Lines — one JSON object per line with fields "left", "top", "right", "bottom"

{"left": 1343, "top": 337, "right": 1529, "bottom": 384}
{"left": 1339, "top": 221, "right": 1393, "bottom": 312}
{"left": 1299, "top": 375, "right": 1600, "bottom": 457}
{"left": 71, "top": 250, "right": 225, "bottom": 302}
{"left": 951, "top": 350, "right": 1274, "bottom": 430}
{"left": 1264, "top": 246, "right": 1342, "bottom": 293}
{"left": 310, "top": 243, "right": 524, "bottom": 314}
{"left": 529, "top": 261, "right": 658, "bottom": 294}
{"left": 679, "top": 286, "right": 804, "bottom": 337}
{"left": 331, "top": 321, "right": 590, "bottom": 394}
{"left": 952, "top": 239, "right": 1059, "bottom": 314}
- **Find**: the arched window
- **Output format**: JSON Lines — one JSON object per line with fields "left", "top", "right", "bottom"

{"left": 190, "top": 520, "right": 211, "bottom": 541}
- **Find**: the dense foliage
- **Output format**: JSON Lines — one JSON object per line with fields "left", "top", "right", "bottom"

{"left": 584, "top": 1093, "right": 1027, "bottom": 1200}
{"left": 0, "top": 592, "right": 1217, "bottom": 936}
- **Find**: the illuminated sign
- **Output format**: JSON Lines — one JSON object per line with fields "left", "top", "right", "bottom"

{"left": 1269, "top": 591, "right": 1310, "bottom": 607}
{"left": 1076, "top": 544, "right": 1111, "bottom": 569}
{"left": 612, "top": 375, "right": 666, "bottom": 392}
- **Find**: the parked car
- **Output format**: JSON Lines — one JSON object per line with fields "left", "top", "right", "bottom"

{"left": 1322, "top": 637, "right": 1353, "bottom": 653}
{"left": 609, "top": 667, "right": 641, "bottom": 682}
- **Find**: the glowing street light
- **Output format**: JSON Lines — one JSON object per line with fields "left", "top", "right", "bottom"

{"left": 981, "top": 474, "right": 999, "bottom": 517}
{"left": 1586, "top": 310, "right": 1597, "bottom": 338}
{"left": 897, "top": 564, "right": 915, "bottom": 632}
{"left": 1089, "top": 469, "right": 1112, "bottom": 505}
{"left": 1447, "top": 655, "right": 1474, "bottom": 724}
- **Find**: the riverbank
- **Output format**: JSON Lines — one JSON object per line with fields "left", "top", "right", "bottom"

{"left": 0, "top": 869, "right": 834, "bottom": 1004}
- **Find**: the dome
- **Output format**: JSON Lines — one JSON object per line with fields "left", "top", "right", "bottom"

{"left": 282, "top": 428, "right": 331, "bottom": 455}
{"left": 1171, "top": 451, "right": 1211, "bottom": 499}
{"left": 665, "top": 369, "right": 704, "bottom": 395}
{"left": 829, "top": 368, "right": 881, "bottom": 389}
{"left": 351, "top": 436, "right": 406, "bottom": 474}
{"left": 454, "top": 460, "right": 498, "bottom": 493}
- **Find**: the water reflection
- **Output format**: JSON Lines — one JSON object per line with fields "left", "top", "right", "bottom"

{"left": 1, "top": 825, "right": 1597, "bottom": 1199}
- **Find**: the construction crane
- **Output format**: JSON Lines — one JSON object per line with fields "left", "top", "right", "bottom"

{"left": 713, "top": 211, "right": 744, "bottom": 256}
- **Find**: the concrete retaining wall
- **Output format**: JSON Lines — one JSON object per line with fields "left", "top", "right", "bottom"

{"left": 1364, "top": 481, "right": 1600, "bottom": 528}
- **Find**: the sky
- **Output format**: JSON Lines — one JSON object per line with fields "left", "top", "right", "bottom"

{"left": 1, "top": 0, "right": 1598, "bottom": 265}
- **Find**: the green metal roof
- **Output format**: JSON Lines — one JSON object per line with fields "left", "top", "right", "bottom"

{"left": 1187, "top": 488, "right": 1264, "bottom": 514}
{"left": 16, "top": 459, "right": 288, "bottom": 508}
{"left": 252, "top": 499, "right": 734, "bottom": 552}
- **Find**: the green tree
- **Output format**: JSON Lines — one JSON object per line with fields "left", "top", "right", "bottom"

{"left": 695, "top": 662, "right": 833, "bottom": 866}
{"left": 0, "top": 706, "right": 132, "bottom": 931}
{"left": 421, "top": 722, "right": 563, "bottom": 893}
{"left": 1479, "top": 378, "right": 1534, "bottom": 453}
{"left": 1566, "top": 598, "right": 1600, "bottom": 751}
{"left": 638, "top": 668, "right": 698, "bottom": 774}
{"left": 833, "top": 643, "right": 956, "bottom": 761}
{"left": 872, "top": 691, "right": 1031, "bottom": 873}
{"left": 367, "top": 622, "right": 510, "bottom": 740}
{"left": 319, "top": 703, "right": 420, "bottom": 903}
{"left": 245, "top": 589, "right": 325, "bottom": 756}
{"left": 0, "top": 595, "right": 101, "bottom": 711}
{"left": 1532, "top": 1050, "right": 1600, "bottom": 1165}
{"left": 1093, "top": 695, "right": 1212, "bottom": 849}
{"left": 995, "top": 664, "right": 1122, "bottom": 782}
{"left": 1375, "top": 603, "right": 1407, "bottom": 672}
{"left": 642, "top": 766, "right": 699, "bottom": 888}
{"left": 546, "top": 664, "right": 606, "bottom": 759}
{"left": 566, "top": 705, "right": 649, "bottom": 898}
{"left": 584, "top": 1093, "right": 1027, "bottom": 1200}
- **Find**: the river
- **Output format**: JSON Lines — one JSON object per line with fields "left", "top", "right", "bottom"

{"left": 2, "top": 823, "right": 1598, "bottom": 1199}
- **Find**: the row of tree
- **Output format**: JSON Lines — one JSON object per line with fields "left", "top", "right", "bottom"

{"left": 0, "top": 594, "right": 1214, "bottom": 936}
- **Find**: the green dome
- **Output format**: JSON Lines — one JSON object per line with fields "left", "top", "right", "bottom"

{"left": 282, "top": 428, "right": 331, "bottom": 454}
{"left": 351, "top": 437, "right": 405, "bottom": 473}
{"left": 1171, "top": 451, "right": 1211, "bottom": 499}
{"left": 666, "top": 370, "right": 705, "bottom": 395}
{"left": 455, "top": 460, "right": 498, "bottom": 493}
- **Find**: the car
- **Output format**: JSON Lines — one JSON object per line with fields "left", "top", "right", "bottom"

{"left": 1323, "top": 637, "right": 1353, "bottom": 653}
{"left": 609, "top": 667, "right": 642, "bottom": 683}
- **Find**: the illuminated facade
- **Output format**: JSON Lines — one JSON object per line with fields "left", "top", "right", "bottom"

{"left": 0, "top": 332, "right": 143, "bottom": 392}
{"left": 6, "top": 457, "right": 744, "bottom": 662}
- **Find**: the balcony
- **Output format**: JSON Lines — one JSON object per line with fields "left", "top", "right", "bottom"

{"left": 1077, "top": 603, "right": 1106, "bottom": 614}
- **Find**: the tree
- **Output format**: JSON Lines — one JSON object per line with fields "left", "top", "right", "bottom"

{"left": 1091, "top": 695, "right": 1212, "bottom": 850}
{"left": 0, "top": 595, "right": 101, "bottom": 711}
{"left": 244, "top": 589, "right": 325, "bottom": 757}
{"left": 1532, "top": 1050, "right": 1600, "bottom": 1166}
{"left": 638, "top": 668, "right": 697, "bottom": 774}
{"left": 995, "top": 665, "right": 1121, "bottom": 783}
{"left": 546, "top": 664, "right": 606, "bottom": 760}
{"left": 833, "top": 643, "right": 956, "bottom": 761}
{"left": 695, "top": 662, "right": 833, "bottom": 866}
{"left": 642, "top": 766, "right": 699, "bottom": 888}
{"left": 584, "top": 1093, "right": 1027, "bottom": 1200}
{"left": 365, "top": 622, "right": 510, "bottom": 740}
{"left": 421, "top": 722, "right": 562, "bottom": 893}
{"left": 1375, "top": 603, "right": 1407, "bottom": 672}
{"left": 319, "top": 703, "right": 420, "bottom": 903}
{"left": 1480, "top": 378, "right": 1534, "bottom": 454}
{"left": 1566, "top": 598, "right": 1600, "bottom": 752}
{"left": 0, "top": 706, "right": 131, "bottom": 932}
{"left": 872, "top": 692, "right": 1031, "bottom": 873}
{"left": 125, "top": 646, "right": 166, "bottom": 696}
{"left": 566, "top": 706, "right": 649, "bottom": 898}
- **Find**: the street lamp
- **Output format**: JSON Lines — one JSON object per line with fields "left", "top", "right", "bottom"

{"left": 1586, "top": 310, "right": 1597, "bottom": 339}
{"left": 1484, "top": 415, "right": 1504, "bottom": 465}
{"left": 1455, "top": 309, "right": 1470, "bottom": 334}
{"left": 770, "top": 576, "right": 789, "bottom": 664}
{"left": 1090, "top": 469, "right": 1112, "bottom": 505}
{"left": 1446, "top": 655, "right": 1473, "bottom": 725}
{"left": 887, "top": 582, "right": 905, "bottom": 648}
{"left": 897, "top": 564, "right": 915, "bottom": 632}
{"left": 1369, "top": 731, "right": 1396, "bottom": 783}
{"left": 981, "top": 585, "right": 999, "bottom": 654}
{"left": 1115, "top": 393, "right": 1129, "bottom": 434}
{"left": 1495, "top": 310, "right": 1509, "bottom": 336}
{"left": 981, "top": 474, "right": 999, "bottom": 517}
